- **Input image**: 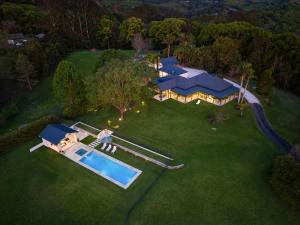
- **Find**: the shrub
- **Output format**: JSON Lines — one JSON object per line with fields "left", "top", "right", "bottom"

{"left": 269, "top": 155, "right": 300, "bottom": 210}
{"left": 207, "top": 109, "right": 229, "bottom": 124}
{"left": 0, "top": 103, "right": 19, "bottom": 127}
{"left": 95, "top": 49, "right": 129, "bottom": 71}
{"left": 0, "top": 115, "right": 60, "bottom": 155}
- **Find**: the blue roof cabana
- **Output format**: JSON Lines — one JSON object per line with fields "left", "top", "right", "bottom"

{"left": 39, "top": 124, "right": 78, "bottom": 152}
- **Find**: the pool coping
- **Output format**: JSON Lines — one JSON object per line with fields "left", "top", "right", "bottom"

{"left": 65, "top": 143, "right": 142, "bottom": 189}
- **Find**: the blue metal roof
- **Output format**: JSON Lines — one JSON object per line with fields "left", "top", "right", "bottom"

{"left": 156, "top": 75, "right": 177, "bottom": 84}
{"left": 157, "top": 72, "right": 238, "bottom": 99}
{"left": 39, "top": 124, "right": 77, "bottom": 145}
{"left": 197, "top": 73, "right": 232, "bottom": 91}
{"left": 159, "top": 65, "right": 187, "bottom": 76}
{"left": 160, "top": 57, "right": 179, "bottom": 65}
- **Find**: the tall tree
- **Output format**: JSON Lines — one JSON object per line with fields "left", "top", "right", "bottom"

{"left": 120, "top": 17, "right": 144, "bottom": 44}
{"left": 174, "top": 33, "right": 195, "bottom": 65}
{"left": 24, "top": 39, "right": 45, "bottom": 76}
{"left": 257, "top": 68, "right": 275, "bottom": 96}
{"left": 52, "top": 60, "right": 86, "bottom": 117}
{"left": 237, "top": 61, "right": 255, "bottom": 104}
{"left": 86, "top": 59, "right": 150, "bottom": 120}
{"left": 131, "top": 33, "right": 146, "bottom": 53}
{"left": 96, "top": 16, "right": 114, "bottom": 48}
{"left": 15, "top": 54, "right": 35, "bottom": 91}
{"left": 211, "top": 37, "right": 241, "bottom": 74}
{"left": 149, "top": 18, "right": 186, "bottom": 57}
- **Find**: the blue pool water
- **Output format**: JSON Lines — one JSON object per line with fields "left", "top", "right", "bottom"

{"left": 75, "top": 149, "right": 87, "bottom": 156}
{"left": 79, "top": 151, "right": 139, "bottom": 187}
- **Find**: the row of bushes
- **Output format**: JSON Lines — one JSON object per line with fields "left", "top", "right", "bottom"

{"left": 269, "top": 155, "right": 300, "bottom": 210}
{"left": 0, "top": 115, "right": 60, "bottom": 155}
{"left": 0, "top": 103, "right": 19, "bottom": 127}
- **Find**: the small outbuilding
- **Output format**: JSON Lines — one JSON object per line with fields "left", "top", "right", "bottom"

{"left": 97, "top": 129, "right": 113, "bottom": 143}
{"left": 39, "top": 124, "right": 78, "bottom": 152}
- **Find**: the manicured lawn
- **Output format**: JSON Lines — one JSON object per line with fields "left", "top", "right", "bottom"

{"left": 80, "top": 135, "right": 97, "bottom": 145}
{"left": 1, "top": 50, "right": 300, "bottom": 225}
{"left": 264, "top": 89, "right": 300, "bottom": 144}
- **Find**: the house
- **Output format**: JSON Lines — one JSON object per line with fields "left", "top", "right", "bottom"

{"left": 7, "top": 33, "right": 27, "bottom": 47}
{"left": 154, "top": 57, "right": 239, "bottom": 106}
{"left": 39, "top": 124, "right": 78, "bottom": 152}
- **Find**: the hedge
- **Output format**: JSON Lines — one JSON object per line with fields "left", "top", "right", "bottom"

{"left": 269, "top": 155, "right": 300, "bottom": 210}
{"left": 0, "top": 115, "right": 60, "bottom": 155}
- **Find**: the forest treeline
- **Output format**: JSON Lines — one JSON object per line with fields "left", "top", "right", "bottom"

{"left": 0, "top": 1, "right": 299, "bottom": 105}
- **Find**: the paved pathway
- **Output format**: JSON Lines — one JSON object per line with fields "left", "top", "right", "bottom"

{"left": 224, "top": 78, "right": 260, "bottom": 104}
{"left": 224, "top": 78, "right": 292, "bottom": 151}
{"left": 251, "top": 103, "right": 292, "bottom": 151}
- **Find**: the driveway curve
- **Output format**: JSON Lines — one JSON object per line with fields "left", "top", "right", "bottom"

{"left": 224, "top": 78, "right": 292, "bottom": 152}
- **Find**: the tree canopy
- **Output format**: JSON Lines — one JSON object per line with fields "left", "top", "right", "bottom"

{"left": 96, "top": 16, "right": 114, "bottom": 48}
{"left": 149, "top": 18, "right": 186, "bottom": 56}
{"left": 52, "top": 60, "right": 86, "bottom": 118}
{"left": 86, "top": 59, "right": 153, "bottom": 119}
{"left": 120, "top": 17, "right": 144, "bottom": 43}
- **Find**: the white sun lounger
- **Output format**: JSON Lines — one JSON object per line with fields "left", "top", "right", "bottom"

{"left": 111, "top": 146, "right": 117, "bottom": 154}
{"left": 106, "top": 144, "right": 112, "bottom": 152}
{"left": 101, "top": 143, "right": 107, "bottom": 150}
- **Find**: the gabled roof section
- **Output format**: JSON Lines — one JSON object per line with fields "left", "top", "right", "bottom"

{"left": 156, "top": 70, "right": 238, "bottom": 98}
{"left": 159, "top": 65, "right": 187, "bottom": 76}
{"left": 160, "top": 57, "right": 179, "bottom": 65}
{"left": 39, "top": 124, "right": 77, "bottom": 145}
{"left": 196, "top": 73, "right": 232, "bottom": 92}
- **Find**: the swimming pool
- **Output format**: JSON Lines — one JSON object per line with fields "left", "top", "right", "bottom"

{"left": 75, "top": 149, "right": 87, "bottom": 156}
{"left": 79, "top": 151, "right": 141, "bottom": 189}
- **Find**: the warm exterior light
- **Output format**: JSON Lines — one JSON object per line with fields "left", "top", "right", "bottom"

{"left": 136, "top": 110, "right": 140, "bottom": 114}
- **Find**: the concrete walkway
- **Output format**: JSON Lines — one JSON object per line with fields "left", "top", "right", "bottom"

{"left": 224, "top": 78, "right": 260, "bottom": 104}
{"left": 29, "top": 142, "right": 44, "bottom": 152}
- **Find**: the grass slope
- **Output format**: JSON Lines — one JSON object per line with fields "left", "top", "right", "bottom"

{"left": 1, "top": 50, "right": 300, "bottom": 225}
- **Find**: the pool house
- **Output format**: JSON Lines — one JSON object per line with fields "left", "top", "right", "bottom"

{"left": 154, "top": 57, "right": 239, "bottom": 106}
{"left": 39, "top": 124, "right": 79, "bottom": 153}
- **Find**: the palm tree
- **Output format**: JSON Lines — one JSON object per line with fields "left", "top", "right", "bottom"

{"left": 240, "top": 63, "right": 255, "bottom": 104}
{"left": 237, "top": 61, "right": 255, "bottom": 104}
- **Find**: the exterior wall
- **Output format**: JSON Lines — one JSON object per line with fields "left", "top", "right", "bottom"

{"left": 156, "top": 89, "right": 238, "bottom": 105}
{"left": 42, "top": 139, "right": 60, "bottom": 152}
{"left": 42, "top": 133, "right": 78, "bottom": 153}
{"left": 159, "top": 71, "right": 168, "bottom": 77}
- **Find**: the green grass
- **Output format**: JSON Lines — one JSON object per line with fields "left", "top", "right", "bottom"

{"left": 80, "top": 135, "right": 97, "bottom": 145}
{"left": 264, "top": 89, "right": 300, "bottom": 144}
{"left": 1, "top": 50, "right": 300, "bottom": 225}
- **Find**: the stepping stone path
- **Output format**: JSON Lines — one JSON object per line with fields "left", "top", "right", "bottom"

{"left": 89, "top": 139, "right": 102, "bottom": 148}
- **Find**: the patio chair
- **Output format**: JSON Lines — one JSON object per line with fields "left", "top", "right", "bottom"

{"left": 106, "top": 144, "right": 112, "bottom": 152}
{"left": 196, "top": 100, "right": 201, "bottom": 105}
{"left": 111, "top": 146, "right": 117, "bottom": 154}
{"left": 101, "top": 143, "right": 107, "bottom": 150}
